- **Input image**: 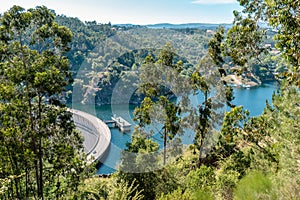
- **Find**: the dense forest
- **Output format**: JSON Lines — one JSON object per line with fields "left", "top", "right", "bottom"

{"left": 0, "top": 0, "right": 300, "bottom": 199}
{"left": 55, "top": 13, "right": 281, "bottom": 105}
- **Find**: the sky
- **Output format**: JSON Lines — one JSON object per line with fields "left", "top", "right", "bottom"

{"left": 0, "top": 0, "right": 242, "bottom": 25}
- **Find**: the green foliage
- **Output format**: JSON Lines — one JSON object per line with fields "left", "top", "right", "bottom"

{"left": 208, "top": 27, "right": 225, "bottom": 67}
{"left": 68, "top": 24, "right": 207, "bottom": 105}
{"left": 158, "top": 187, "right": 214, "bottom": 200}
{"left": 191, "top": 189, "right": 214, "bottom": 200}
{"left": 55, "top": 15, "right": 115, "bottom": 71}
{"left": 108, "top": 179, "right": 144, "bottom": 200}
{"left": 158, "top": 42, "right": 176, "bottom": 67}
{"left": 2, "top": 1, "right": 300, "bottom": 199}
{"left": 158, "top": 96, "right": 181, "bottom": 141}
{"left": 77, "top": 177, "right": 144, "bottom": 200}
{"left": 239, "top": 0, "right": 298, "bottom": 58}
{"left": 259, "top": 87, "right": 300, "bottom": 199}
{"left": 234, "top": 171, "right": 273, "bottom": 200}
{"left": 120, "top": 127, "right": 160, "bottom": 171}
{"left": 203, "top": 106, "right": 249, "bottom": 167}
{"left": 153, "top": 168, "right": 179, "bottom": 197}
{"left": 76, "top": 177, "right": 108, "bottom": 199}
{"left": 186, "top": 165, "right": 215, "bottom": 191}
{"left": 236, "top": 0, "right": 300, "bottom": 85}
{"left": 0, "top": 6, "right": 87, "bottom": 199}
{"left": 134, "top": 43, "right": 185, "bottom": 165}
{"left": 134, "top": 97, "right": 155, "bottom": 127}
{"left": 191, "top": 71, "right": 209, "bottom": 93}
{"left": 225, "top": 12, "right": 267, "bottom": 67}
{"left": 158, "top": 188, "right": 191, "bottom": 200}
{"left": 120, "top": 1, "right": 300, "bottom": 199}
{"left": 117, "top": 127, "right": 160, "bottom": 200}
{"left": 215, "top": 169, "right": 240, "bottom": 200}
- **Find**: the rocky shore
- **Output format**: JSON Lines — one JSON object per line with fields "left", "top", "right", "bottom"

{"left": 223, "top": 74, "right": 261, "bottom": 88}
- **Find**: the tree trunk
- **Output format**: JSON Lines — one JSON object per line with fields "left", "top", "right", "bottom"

{"left": 26, "top": 168, "right": 29, "bottom": 199}
{"left": 37, "top": 96, "right": 44, "bottom": 200}
{"left": 38, "top": 139, "right": 43, "bottom": 200}
{"left": 198, "top": 91, "right": 208, "bottom": 167}
{"left": 163, "top": 129, "right": 167, "bottom": 165}
{"left": 197, "top": 130, "right": 205, "bottom": 168}
{"left": 34, "top": 160, "right": 41, "bottom": 199}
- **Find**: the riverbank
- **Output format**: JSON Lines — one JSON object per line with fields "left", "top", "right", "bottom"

{"left": 223, "top": 74, "right": 261, "bottom": 88}
{"left": 70, "top": 83, "right": 276, "bottom": 174}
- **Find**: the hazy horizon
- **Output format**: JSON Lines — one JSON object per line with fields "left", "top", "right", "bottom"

{"left": 0, "top": 0, "right": 242, "bottom": 25}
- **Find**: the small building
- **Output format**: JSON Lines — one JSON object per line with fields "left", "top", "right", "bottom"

{"left": 111, "top": 115, "right": 131, "bottom": 132}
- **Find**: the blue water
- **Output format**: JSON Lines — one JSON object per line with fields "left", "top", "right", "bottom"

{"left": 232, "top": 83, "right": 277, "bottom": 116}
{"left": 72, "top": 83, "right": 277, "bottom": 174}
{"left": 72, "top": 104, "right": 137, "bottom": 174}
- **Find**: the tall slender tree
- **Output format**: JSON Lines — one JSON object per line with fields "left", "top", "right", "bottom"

{"left": 134, "top": 43, "right": 183, "bottom": 165}
{"left": 0, "top": 6, "right": 85, "bottom": 199}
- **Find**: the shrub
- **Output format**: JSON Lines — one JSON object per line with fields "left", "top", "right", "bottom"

{"left": 234, "top": 171, "right": 273, "bottom": 200}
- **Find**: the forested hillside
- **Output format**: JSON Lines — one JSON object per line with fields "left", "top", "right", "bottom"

{"left": 58, "top": 17, "right": 210, "bottom": 105}
{"left": 55, "top": 14, "right": 281, "bottom": 106}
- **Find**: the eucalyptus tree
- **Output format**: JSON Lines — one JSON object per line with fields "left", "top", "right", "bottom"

{"left": 134, "top": 43, "right": 184, "bottom": 166}
{"left": 118, "top": 127, "right": 160, "bottom": 200}
{"left": 231, "top": 0, "right": 300, "bottom": 196}
{"left": 214, "top": 1, "right": 299, "bottom": 85}
{"left": 190, "top": 31, "right": 234, "bottom": 167}
{"left": 204, "top": 0, "right": 300, "bottom": 197}
{"left": 236, "top": 0, "right": 300, "bottom": 73}
{"left": 0, "top": 6, "right": 86, "bottom": 199}
{"left": 190, "top": 70, "right": 212, "bottom": 166}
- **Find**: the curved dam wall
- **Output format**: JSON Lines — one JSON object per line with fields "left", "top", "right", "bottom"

{"left": 70, "top": 109, "right": 111, "bottom": 163}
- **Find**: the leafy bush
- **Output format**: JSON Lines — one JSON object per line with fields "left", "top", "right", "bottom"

{"left": 158, "top": 187, "right": 214, "bottom": 200}
{"left": 108, "top": 179, "right": 144, "bottom": 200}
{"left": 158, "top": 188, "right": 191, "bottom": 200}
{"left": 234, "top": 171, "right": 273, "bottom": 200}
{"left": 191, "top": 189, "right": 214, "bottom": 200}
{"left": 186, "top": 165, "right": 215, "bottom": 191}
{"left": 215, "top": 169, "right": 240, "bottom": 200}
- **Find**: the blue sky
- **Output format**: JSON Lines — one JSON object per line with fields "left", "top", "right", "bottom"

{"left": 0, "top": 0, "right": 242, "bottom": 25}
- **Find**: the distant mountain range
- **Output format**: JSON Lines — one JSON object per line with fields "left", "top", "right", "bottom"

{"left": 114, "top": 23, "right": 232, "bottom": 29}
{"left": 146, "top": 23, "right": 232, "bottom": 29}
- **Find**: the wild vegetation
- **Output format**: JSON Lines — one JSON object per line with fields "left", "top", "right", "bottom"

{"left": 0, "top": 6, "right": 89, "bottom": 199}
{"left": 55, "top": 12, "right": 280, "bottom": 105}
{"left": 0, "top": 0, "right": 299, "bottom": 199}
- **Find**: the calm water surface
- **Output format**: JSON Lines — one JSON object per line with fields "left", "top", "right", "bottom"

{"left": 232, "top": 83, "right": 277, "bottom": 116}
{"left": 72, "top": 83, "right": 277, "bottom": 174}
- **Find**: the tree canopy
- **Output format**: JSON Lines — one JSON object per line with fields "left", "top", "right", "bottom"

{"left": 0, "top": 6, "right": 87, "bottom": 199}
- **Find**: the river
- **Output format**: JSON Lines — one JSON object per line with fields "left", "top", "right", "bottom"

{"left": 72, "top": 83, "right": 277, "bottom": 174}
